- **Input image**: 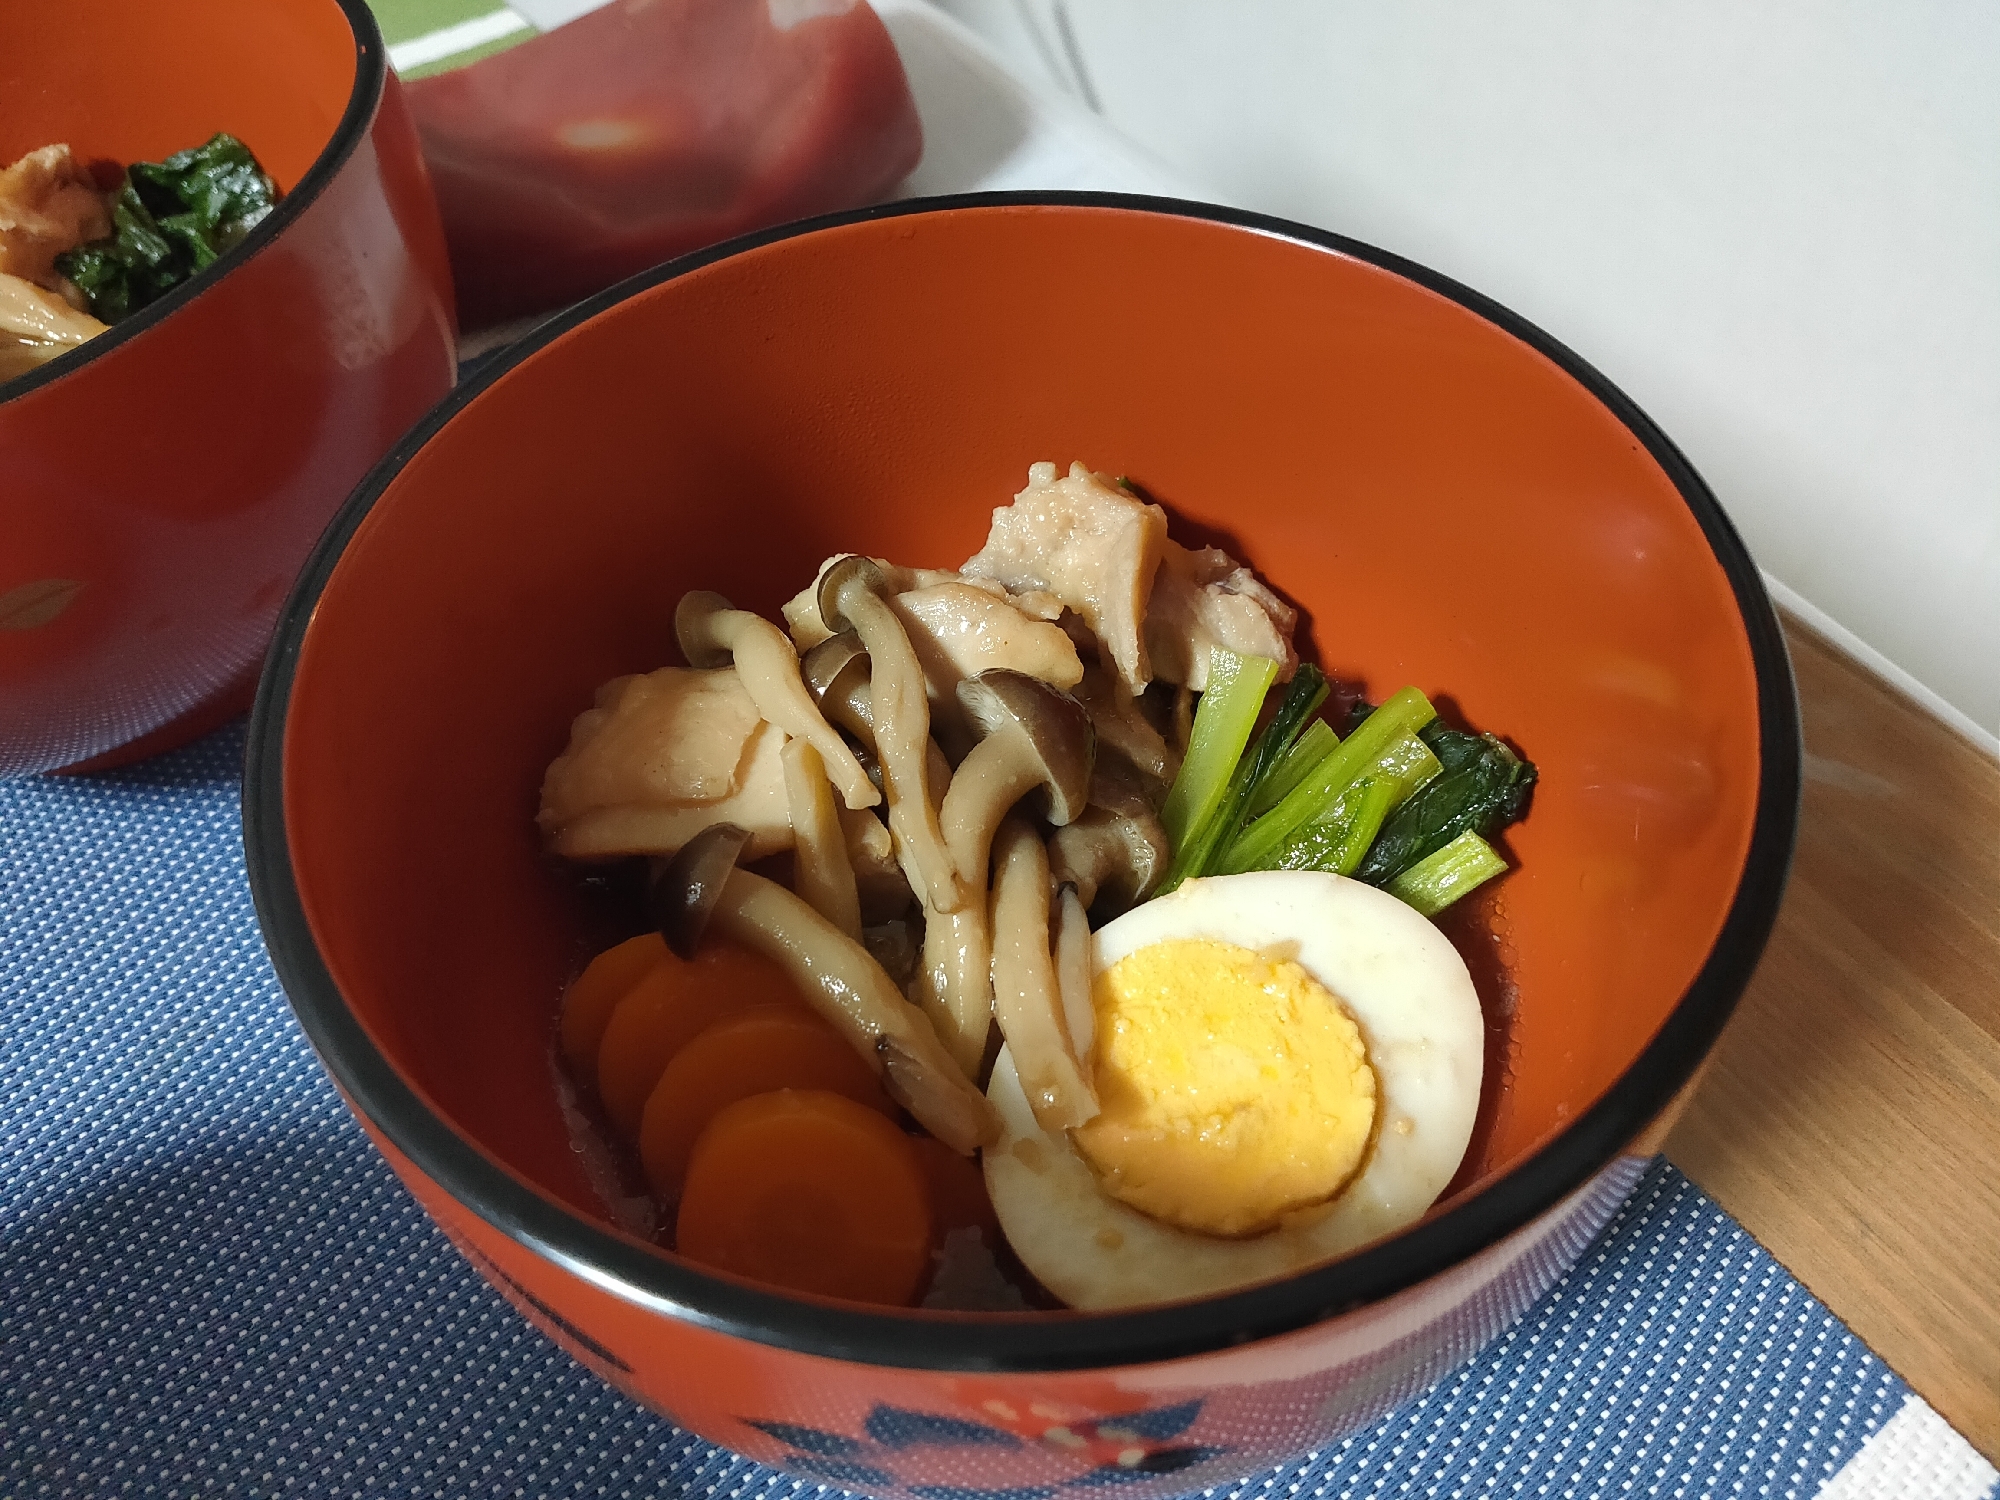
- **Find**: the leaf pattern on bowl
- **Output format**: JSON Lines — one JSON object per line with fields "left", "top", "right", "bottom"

{"left": 0, "top": 578, "right": 84, "bottom": 632}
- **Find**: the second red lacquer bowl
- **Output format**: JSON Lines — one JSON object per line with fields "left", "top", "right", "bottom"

{"left": 0, "top": 0, "right": 455, "bottom": 775}
{"left": 244, "top": 195, "right": 1798, "bottom": 1495}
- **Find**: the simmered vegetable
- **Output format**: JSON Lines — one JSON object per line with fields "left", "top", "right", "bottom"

{"left": 1157, "top": 652, "right": 1535, "bottom": 915}
{"left": 1159, "top": 662, "right": 1326, "bottom": 893}
{"left": 675, "top": 1089, "right": 934, "bottom": 1305}
{"left": 637, "top": 1005, "right": 893, "bottom": 1203}
{"left": 557, "top": 930, "right": 667, "bottom": 1071}
{"left": 538, "top": 460, "right": 1537, "bottom": 1313}
{"left": 1354, "top": 725, "right": 1537, "bottom": 887}
{"left": 57, "top": 134, "right": 276, "bottom": 324}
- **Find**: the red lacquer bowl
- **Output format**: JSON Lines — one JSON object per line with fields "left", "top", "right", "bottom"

{"left": 0, "top": 0, "right": 456, "bottom": 776}
{"left": 244, "top": 196, "right": 1799, "bottom": 1497}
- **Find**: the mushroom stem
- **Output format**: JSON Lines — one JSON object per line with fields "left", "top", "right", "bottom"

{"left": 675, "top": 591, "right": 879, "bottom": 810}
{"left": 899, "top": 741, "right": 993, "bottom": 1078}
{"left": 927, "top": 671, "right": 1094, "bottom": 1079}
{"left": 988, "top": 819, "right": 1098, "bottom": 1135}
{"left": 819, "top": 560, "right": 964, "bottom": 913}
{"left": 780, "top": 739, "right": 863, "bottom": 940}
{"left": 707, "top": 866, "right": 1000, "bottom": 1154}
{"left": 939, "top": 739, "right": 1049, "bottom": 885}
{"left": 1053, "top": 884, "right": 1096, "bottom": 1072}
{"left": 915, "top": 903, "right": 993, "bottom": 1080}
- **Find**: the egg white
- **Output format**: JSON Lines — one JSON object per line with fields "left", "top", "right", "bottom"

{"left": 984, "top": 869, "right": 1485, "bottom": 1310}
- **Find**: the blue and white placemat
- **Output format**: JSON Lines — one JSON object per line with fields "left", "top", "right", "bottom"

{"left": 2, "top": 723, "right": 1993, "bottom": 1500}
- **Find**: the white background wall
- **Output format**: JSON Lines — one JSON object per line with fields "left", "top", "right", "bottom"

{"left": 930, "top": 0, "right": 2000, "bottom": 749}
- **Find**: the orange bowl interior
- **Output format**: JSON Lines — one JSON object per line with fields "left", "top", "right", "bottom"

{"left": 0, "top": 0, "right": 355, "bottom": 190}
{"left": 277, "top": 203, "right": 1767, "bottom": 1297}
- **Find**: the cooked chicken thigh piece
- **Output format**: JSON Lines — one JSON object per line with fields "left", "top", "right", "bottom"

{"left": 1144, "top": 539, "right": 1298, "bottom": 691}
{"left": 538, "top": 666, "right": 792, "bottom": 858}
{"left": 961, "top": 462, "right": 1167, "bottom": 695}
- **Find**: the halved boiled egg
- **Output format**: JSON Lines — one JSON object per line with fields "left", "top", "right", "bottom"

{"left": 984, "top": 869, "right": 1484, "bottom": 1310}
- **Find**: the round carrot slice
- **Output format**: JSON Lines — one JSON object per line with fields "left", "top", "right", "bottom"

{"left": 595, "top": 940, "right": 803, "bottom": 1136}
{"left": 559, "top": 932, "right": 667, "bottom": 1077}
{"left": 907, "top": 1132, "right": 1002, "bottom": 1248}
{"left": 676, "top": 1090, "right": 933, "bottom": 1306}
{"left": 639, "top": 1005, "right": 892, "bottom": 1204}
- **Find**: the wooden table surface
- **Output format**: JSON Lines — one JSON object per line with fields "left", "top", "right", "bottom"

{"left": 1664, "top": 616, "right": 2000, "bottom": 1460}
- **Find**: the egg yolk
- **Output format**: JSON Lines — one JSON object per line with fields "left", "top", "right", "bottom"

{"left": 1072, "top": 937, "right": 1377, "bottom": 1238}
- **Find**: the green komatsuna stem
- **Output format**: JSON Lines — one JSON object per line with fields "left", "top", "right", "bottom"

{"left": 1159, "top": 648, "right": 1281, "bottom": 856}
{"left": 1158, "top": 664, "right": 1328, "bottom": 894}
{"left": 1264, "top": 728, "right": 1438, "bottom": 877}
{"left": 1269, "top": 774, "right": 1398, "bottom": 875}
{"left": 1247, "top": 718, "right": 1338, "bottom": 818}
{"left": 1372, "top": 731, "right": 1444, "bottom": 806}
{"left": 1386, "top": 829, "right": 1508, "bottom": 917}
{"left": 1157, "top": 789, "right": 1237, "bottom": 896}
{"left": 1354, "top": 730, "right": 1536, "bottom": 886}
{"left": 1217, "top": 684, "right": 1436, "bottom": 874}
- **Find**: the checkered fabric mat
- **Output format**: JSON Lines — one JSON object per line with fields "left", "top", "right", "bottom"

{"left": 3, "top": 724, "right": 1993, "bottom": 1500}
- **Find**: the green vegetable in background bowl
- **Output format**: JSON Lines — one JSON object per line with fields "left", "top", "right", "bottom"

{"left": 56, "top": 133, "right": 277, "bottom": 324}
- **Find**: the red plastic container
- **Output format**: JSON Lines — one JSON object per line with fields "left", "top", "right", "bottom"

{"left": 402, "top": 0, "right": 923, "bottom": 326}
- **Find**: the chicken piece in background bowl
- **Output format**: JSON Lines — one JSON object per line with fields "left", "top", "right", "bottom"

{"left": 244, "top": 196, "right": 1798, "bottom": 1498}
{"left": 0, "top": 0, "right": 456, "bottom": 776}
{"left": 0, "top": 143, "right": 116, "bottom": 380}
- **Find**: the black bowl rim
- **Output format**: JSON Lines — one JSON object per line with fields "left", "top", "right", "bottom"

{"left": 0, "top": 0, "right": 385, "bottom": 409}
{"left": 245, "top": 190, "right": 1801, "bottom": 1374}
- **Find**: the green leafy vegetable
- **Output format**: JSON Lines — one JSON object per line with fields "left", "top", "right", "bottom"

{"left": 1267, "top": 775, "right": 1397, "bottom": 876}
{"left": 1159, "top": 648, "right": 1280, "bottom": 855}
{"left": 1256, "top": 728, "right": 1439, "bottom": 873}
{"left": 1385, "top": 830, "right": 1510, "bottom": 917}
{"left": 1352, "top": 728, "right": 1536, "bottom": 886}
{"left": 1151, "top": 655, "right": 1536, "bottom": 919}
{"left": 56, "top": 134, "right": 277, "bottom": 324}
{"left": 1215, "top": 684, "right": 1436, "bottom": 875}
{"left": 1159, "top": 661, "right": 1328, "bottom": 894}
{"left": 1247, "top": 717, "right": 1338, "bottom": 818}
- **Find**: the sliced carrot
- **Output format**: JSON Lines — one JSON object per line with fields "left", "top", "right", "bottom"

{"left": 676, "top": 1089, "right": 933, "bottom": 1306}
{"left": 639, "top": 1005, "right": 893, "bottom": 1204}
{"left": 595, "top": 941, "right": 803, "bottom": 1136}
{"left": 558, "top": 932, "right": 667, "bottom": 1077}
{"left": 907, "top": 1132, "right": 1002, "bottom": 1248}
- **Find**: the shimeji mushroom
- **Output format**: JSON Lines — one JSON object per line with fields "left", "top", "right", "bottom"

{"left": 1046, "top": 807, "right": 1171, "bottom": 920}
{"left": 938, "top": 670, "right": 1095, "bottom": 885}
{"left": 989, "top": 819, "right": 1098, "bottom": 1134}
{"left": 913, "top": 898, "right": 993, "bottom": 1079}
{"left": 780, "top": 739, "right": 863, "bottom": 940}
{"left": 802, "top": 634, "right": 987, "bottom": 1065}
{"left": 916, "top": 671, "right": 1094, "bottom": 1076}
{"left": 803, "top": 642, "right": 942, "bottom": 861}
{"left": 801, "top": 630, "right": 874, "bottom": 740}
{"left": 1052, "top": 884, "right": 1096, "bottom": 1075}
{"left": 838, "top": 803, "right": 913, "bottom": 924}
{"left": 817, "top": 557, "right": 964, "bottom": 913}
{"left": 900, "top": 740, "right": 990, "bottom": 1078}
{"left": 654, "top": 824, "right": 998, "bottom": 1154}
{"left": 675, "top": 590, "right": 879, "bottom": 811}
